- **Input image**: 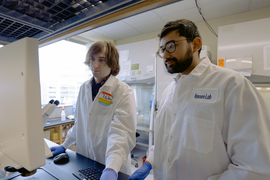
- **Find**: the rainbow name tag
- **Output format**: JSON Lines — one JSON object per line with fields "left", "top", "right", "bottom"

{"left": 98, "top": 91, "right": 113, "bottom": 106}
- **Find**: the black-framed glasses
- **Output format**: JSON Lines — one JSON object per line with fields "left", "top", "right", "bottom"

{"left": 157, "top": 38, "right": 190, "bottom": 58}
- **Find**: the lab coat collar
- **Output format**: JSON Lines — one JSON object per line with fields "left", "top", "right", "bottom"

{"left": 174, "top": 57, "right": 211, "bottom": 82}
{"left": 86, "top": 79, "right": 91, "bottom": 89}
{"left": 86, "top": 75, "right": 114, "bottom": 89}
{"left": 189, "top": 56, "right": 211, "bottom": 77}
{"left": 102, "top": 74, "right": 114, "bottom": 87}
{"left": 174, "top": 74, "right": 181, "bottom": 82}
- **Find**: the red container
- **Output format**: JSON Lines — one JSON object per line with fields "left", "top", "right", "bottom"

{"left": 142, "top": 155, "right": 147, "bottom": 164}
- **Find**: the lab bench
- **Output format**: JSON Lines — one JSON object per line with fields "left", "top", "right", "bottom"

{"left": 44, "top": 118, "right": 75, "bottom": 145}
{"left": 2, "top": 140, "right": 130, "bottom": 180}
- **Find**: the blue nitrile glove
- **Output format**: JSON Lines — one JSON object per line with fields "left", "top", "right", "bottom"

{"left": 129, "top": 162, "right": 152, "bottom": 180}
{"left": 50, "top": 145, "right": 66, "bottom": 156}
{"left": 100, "top": 169, "right": 117, "bottom": 180}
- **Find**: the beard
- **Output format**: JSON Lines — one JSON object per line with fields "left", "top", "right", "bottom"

{"left": 164, "top": 45, "right": 193, "bottom": 74}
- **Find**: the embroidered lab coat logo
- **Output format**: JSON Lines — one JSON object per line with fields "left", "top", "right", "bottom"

{"left": 98, "top": 91, "right": 113, "bottom": 106}
{"left": 189, "top": 88, "right": 218, "bottom": 103}
{"left": 194, "top": 93, "right": 212, "bottom": 99}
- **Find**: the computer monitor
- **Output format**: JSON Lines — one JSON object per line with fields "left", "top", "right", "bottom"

{"left": 0, "top": 37, "right": 52, "bottom": 172}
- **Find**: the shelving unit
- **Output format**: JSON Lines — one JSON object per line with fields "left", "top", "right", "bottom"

{"left": 135, "top": 122, "right": 154, "bottom": 151}
{"left": 136, "top": 124, "right": 150, "bottom": 132}
{"left": 44, "top": 118, "right": 75, "bottom": 145}
{"left": 125, "top": 78, "right": 156, "bottom": 154}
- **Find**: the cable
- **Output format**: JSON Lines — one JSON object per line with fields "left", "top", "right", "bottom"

{"left": 195, "top": 0, "right": 218, "bottom": 37}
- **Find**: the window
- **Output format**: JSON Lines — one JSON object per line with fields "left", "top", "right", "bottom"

{"left": 39, "top": 40, "right": 91, "bottom": 106}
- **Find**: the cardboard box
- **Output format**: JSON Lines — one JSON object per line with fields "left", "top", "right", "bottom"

{"left": 50, "top": 132, "right": 59, "bottom": 141}
{"left": 44, "top": 130, "right": 50, "bottom": 140}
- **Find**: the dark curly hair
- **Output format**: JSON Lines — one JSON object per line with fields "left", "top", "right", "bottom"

{"left": 159, "top": 19, "right": 202, "bottom": 55}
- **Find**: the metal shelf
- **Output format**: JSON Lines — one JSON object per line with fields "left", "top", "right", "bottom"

{"left": 136, "top": 142, "right": 148, "bottom": 148}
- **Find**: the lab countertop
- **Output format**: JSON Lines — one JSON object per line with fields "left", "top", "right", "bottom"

{"left": 44, "top": 118, "right": 75, "bottom": 128}
{"left": 2, "top": 140, "right": 130, "bottom": 180}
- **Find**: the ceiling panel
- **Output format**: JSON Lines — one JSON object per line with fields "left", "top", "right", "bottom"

{"left": 161, "top": 7, "right": 201, "bottom": 23}
{"left": 97, "top": 21, "right": 130, "bottom": 33}
{"left": 0, "top": 0, "right": 146, "bottom": 44}
{"left": 198, "top": 0, "right": 223, "bottom": 6}
{"left": 92, "top": 28, "right": 121, "bottom": 40}
{"left": 249, "top": 0, "right": 270, "bottom": 10}
{"left": 109, "top": 25, "right": 141, "bottom": 39}
{"left": 153, "top": 0, "right": 195, "bottom": 17}
{"left": 78, "top": 0, "right": 270, "bottom": 42}
{"left": 3, "top": 0, "right": 267, "bottom": 44}
{"left": 130, "top": 17, "right": 165, "bottom": 34}
{"left": 200, "top": 0, "right": 251, "bottom": 20}
{"left": 123, "top": 10, "right": 160, "bottom": 25}
{"left": 78, "top": 30, "right": 115, "bottom": 42}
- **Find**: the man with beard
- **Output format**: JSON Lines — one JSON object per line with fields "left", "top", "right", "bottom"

{"left": 129, "top": 19, "right": 270, "bottom": 180}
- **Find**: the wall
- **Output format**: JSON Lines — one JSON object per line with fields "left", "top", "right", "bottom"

{"left": 114, "top": 6, "right": 270, "bottom": 102}
{"left": 255, "top": 84, "right": 270, "bottom": 110}
{"left": 116, "top": 6, "right": 270, "bottom": 65}
{"left": 196, "top": 6, "right": 270, "bottom": 65}
{"left": 116, "top": 38, "right": 175, "bottom": 102}
{"left": 116, "top": 39, "right": 159, "bottom": 82}
{"left": 217, "top": 17, "right": 270, "bottom": 83}
{"left": 259, "top": 91, "right": 270, "bottom": 110}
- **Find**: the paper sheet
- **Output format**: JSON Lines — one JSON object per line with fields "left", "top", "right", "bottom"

{"left": 147, "top": 65, "right": 153, "bottom": 73}
{"left": 131, "top": 63, "right": 139, "bottom": 70}
{"left": 119, "top": 50, "right": 129, "bottom": 62}
{"left": 263, "top": 45, "right": 270, "bottom": 70}
{"left": 118, "top": 60, "right": 131, "bottom": 77}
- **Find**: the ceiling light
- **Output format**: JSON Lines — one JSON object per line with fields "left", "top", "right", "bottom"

{"left": 256, "top": 87, "right": 262, "bottom": 90}
{"left": 99, "top": 1, "right": 102, "bottom": 3}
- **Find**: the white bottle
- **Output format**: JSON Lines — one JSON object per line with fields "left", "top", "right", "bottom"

{"left": 61, "top": 106, "right": 66, "bottom": 121}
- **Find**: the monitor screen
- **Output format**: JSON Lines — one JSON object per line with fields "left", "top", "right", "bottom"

{"left": 0, "top": 37, "right": 52, "bottom": 172}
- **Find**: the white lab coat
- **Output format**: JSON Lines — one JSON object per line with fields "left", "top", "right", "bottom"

{"left": 147, "top": 57, "right": 270, "bottom": 180}
{"left": 62, "top": 75, "right": 137, "bottom": 175}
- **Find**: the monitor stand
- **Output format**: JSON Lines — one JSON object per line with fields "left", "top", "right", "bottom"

{"left": 0, "top": 139, "right": 52, "bottom": 173}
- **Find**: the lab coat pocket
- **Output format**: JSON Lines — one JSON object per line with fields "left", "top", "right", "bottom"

{"left": 182, "top": 115, "right": 215, "bottom": 154}
{"left": 95, "top": 114, "right": 111, "bottom": 138}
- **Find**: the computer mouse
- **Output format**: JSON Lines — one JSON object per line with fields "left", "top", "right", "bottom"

{"left": 53, "top": 153, "right": 69, "bottom": 164}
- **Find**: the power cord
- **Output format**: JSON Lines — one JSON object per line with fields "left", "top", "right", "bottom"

{"left": 195, "top": 0, "right": 218, "bottom": 37}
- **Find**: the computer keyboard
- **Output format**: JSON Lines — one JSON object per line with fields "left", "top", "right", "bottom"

{"left": 72, "top": 167, "right": 102, "bottom": 180}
